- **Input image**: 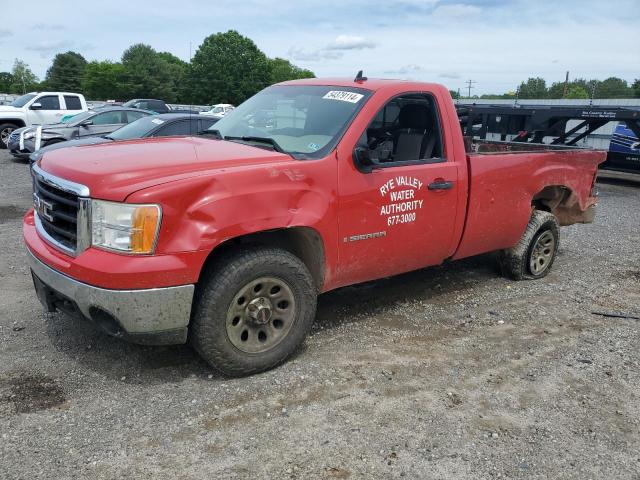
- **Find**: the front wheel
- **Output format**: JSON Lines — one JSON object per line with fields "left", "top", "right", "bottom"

{"left": 0, "top": 123, "right": 17, "bottom": 149}
{"left": 498, "top": 210, "right": 560, "bottom": 280}
{"left": 190, "top": 247, "right": 317, "bottom": 376}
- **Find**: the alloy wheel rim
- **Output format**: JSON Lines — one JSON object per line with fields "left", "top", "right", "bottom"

{"left": 529, "top": 230, "right": 555, "bottom": 275}
{"left": 0, "top": 127, "right": 12, "bottom": 145}
{"left": 225, "top": 276, "right": 296, "bottom": 354}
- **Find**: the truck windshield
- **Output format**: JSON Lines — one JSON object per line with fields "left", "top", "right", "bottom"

{"left": 208, "top": 85, "right": 371, "bottom": 159}
{"left": 10, "top": 94, "right": 37, "bottom": 108}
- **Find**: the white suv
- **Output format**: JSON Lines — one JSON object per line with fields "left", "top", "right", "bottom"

{"left": 0, "top": 92, "right": 88, "bottom": 148}
{"left": 200, "top": 104, "right": 235, "bottom": 118}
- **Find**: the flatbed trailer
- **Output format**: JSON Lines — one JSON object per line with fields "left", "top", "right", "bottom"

{"left": 456, "top": 103, "right": 640, "bottom": 172}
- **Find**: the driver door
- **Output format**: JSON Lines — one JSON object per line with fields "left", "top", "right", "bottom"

{"left": 27, "top": 95, "right": 64, "bottom": 125}
{"left": 336, "top": 93, "right": 460, "bottom": 286}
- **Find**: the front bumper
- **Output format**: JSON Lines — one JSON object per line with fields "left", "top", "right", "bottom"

{"left": 27, "top": 249, "right": 195, "bottom": 345}
{"left": 8, "top": 133, "right": 34, "bottom": 158}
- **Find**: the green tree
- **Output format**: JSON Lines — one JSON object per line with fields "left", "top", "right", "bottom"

{"left": 517, "top": 77, "right": 547, "bottom": 99}
{"left": 449, "top": 89, "right": 459, "bottom": 99}
{"left": 633, "top": 79, "right": 640, "bottom": 98}
{"left": 594, "top": 77, "right": 632, "bottom": 98}
{"left": 81, "top": 61, "right": 126, "bottom": 100}
{"left": 268, "top": 57, "right": 314, "bottom": 84}
{"left": 565, "top": 85, "right": 589, "bottom": 99}
{"left": 44, "top": 51, "right": 87, "bottom": 92}
{"left": 189, "top": 30, "right": 272, "bottom": 105}
{"left": 10, "top": 59, "right": 39, "bottom": 94}
{"left": 547, "top": 81, "right": 565, "bottom": 99}
{"left": 157, "top": 51, "right": 189, "bottom": 102}
{"left": 0, "top": 72, "right": 13, "bottom": 92}
{"left": 121, "top": 43, "right": 183, "bottom": 102}
{"left": 547, "top": 78, "right": 594, "bottom": 99}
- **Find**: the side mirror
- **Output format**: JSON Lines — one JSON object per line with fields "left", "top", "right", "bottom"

{"left": 81, "top": 120, "right": 93, "bottom": 127}
{"left": 353, "top": 146, "right": 379, "bottom": 173}
{"left": 30, "top": 102, "right": 42, "bottom": 110}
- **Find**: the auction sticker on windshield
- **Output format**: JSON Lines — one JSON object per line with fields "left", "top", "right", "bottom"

{"left": 323, "top": 91, "right": 364, "bottom": 103}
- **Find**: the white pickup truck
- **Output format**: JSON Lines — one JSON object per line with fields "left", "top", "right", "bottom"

{"left": 0, "top": 92, "right": 88, "bottom": 148}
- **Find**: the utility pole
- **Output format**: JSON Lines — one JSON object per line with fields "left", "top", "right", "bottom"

{"left": 589, "top": 81, "right": 597, "bottom": 106}
{"left": 465, "top": 79, "right": 476, "bottom": 98}
{"left": 562, "top": 71, "right": 569, "bottom": 98}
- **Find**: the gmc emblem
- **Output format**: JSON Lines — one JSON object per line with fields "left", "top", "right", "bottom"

{"left": 33, "top": 193, "right": 54, "bottom": 222}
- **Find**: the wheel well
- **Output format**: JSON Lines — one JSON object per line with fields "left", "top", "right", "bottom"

{"left": 0, "top": 119, "right": 26, "bottom": 128}
{"left": 199, "top": 227, "right": 326, "bottom": 292}
{"left": 532, "top": 185, "right": 570, "bottom": 212}
{"left": 532, "top": 185, "right": 594, "bottom": 225}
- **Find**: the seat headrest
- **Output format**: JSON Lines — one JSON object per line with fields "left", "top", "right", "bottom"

{"left": 398, "top": 104, "right": 432, "bottom": 130}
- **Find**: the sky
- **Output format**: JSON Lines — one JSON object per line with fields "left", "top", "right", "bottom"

{"left": 0, "top": 0, "right": 637, "bottom": 95}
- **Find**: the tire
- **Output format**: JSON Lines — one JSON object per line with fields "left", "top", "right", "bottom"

{"left": 190, "top": 247, "right": 317, "bottom": 377}
{"left": 498, "top": 210, "right": 560, "bottom": 280}
{"left": 0, "top": 123, "right": 18, "bottom": 149}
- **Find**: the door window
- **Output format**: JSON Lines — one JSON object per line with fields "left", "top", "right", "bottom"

{"left": 156, "top": 120, "right": 190, "bottom": 136}
{"left": 358, "top": 94, "right": 444, "bottom": 165}
{"left": 93, "top": 111, "right": 124, "bottom": 125}
{"left": 200, "top": 118, "right": 218, "bottom": 130}
{"left": 64, "top": 95, "right": 82, "bottom": 110}
{"left": 36, "top": 95, "right": 61, "bottom": 110}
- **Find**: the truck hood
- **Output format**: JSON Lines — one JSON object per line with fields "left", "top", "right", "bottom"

{"left": 38, "top": 136, "right": 291, "bottom": 201}
{"left": 0, "top": 105, "right": 24, "bottom": 115}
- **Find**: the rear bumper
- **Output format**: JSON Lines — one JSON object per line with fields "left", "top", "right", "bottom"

{"left": 27, "top": 249, "right": 194, "bottom": 345}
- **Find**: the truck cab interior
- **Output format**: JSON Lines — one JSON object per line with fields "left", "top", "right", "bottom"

{"left": 361, "top": 95, "right": 443, "bottom": 163}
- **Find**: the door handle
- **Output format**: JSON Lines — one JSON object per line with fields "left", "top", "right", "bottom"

{"left": 428, "top": 180, "right": 454, "bottom": 190}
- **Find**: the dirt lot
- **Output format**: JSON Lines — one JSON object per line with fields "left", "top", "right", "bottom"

{"left": 0, "top": 149, "right": 638, "bottom": 479}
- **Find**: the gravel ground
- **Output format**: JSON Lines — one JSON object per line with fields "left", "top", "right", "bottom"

{"left": 0, "top": 149, "right": 639, "bottom": 479}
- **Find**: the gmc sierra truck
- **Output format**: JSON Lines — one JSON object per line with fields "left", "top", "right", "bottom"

{"left": 23, "top": 77, "right": 605, "bottom": 376}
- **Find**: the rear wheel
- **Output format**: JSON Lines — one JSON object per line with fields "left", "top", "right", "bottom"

{"left": 498, "top": 210, "right": 560, "bottom": 280}
{"left": 0, "top": 123, "right": 17, "bottom": 149}
{"left": 191, "top": 247, "right": 317, "bottom": 376}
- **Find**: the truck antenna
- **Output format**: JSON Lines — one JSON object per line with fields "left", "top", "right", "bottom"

{"left": 354, "top": 70, "right": 367, "bottom": 83}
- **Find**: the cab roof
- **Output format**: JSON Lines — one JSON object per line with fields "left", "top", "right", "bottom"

{"left": 277, "top": 77, "right": 443, "bottom": 92}
{"left": 27, "top": 91, "right": 84, "bottom": 96}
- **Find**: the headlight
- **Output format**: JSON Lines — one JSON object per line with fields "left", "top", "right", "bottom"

{"left": 91, "top": 200, "right": 161, "bottom": 254}
{"left": 23, "top": 130, "right": 35, "bottom": 140}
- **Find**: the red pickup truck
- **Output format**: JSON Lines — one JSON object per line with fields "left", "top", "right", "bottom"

{"left": 24, "top": 77, "right": 605, "bottom": 376}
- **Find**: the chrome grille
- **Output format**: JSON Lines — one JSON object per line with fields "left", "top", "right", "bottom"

{"left": 31, "top": 164, "right": 90, "bottom": 256}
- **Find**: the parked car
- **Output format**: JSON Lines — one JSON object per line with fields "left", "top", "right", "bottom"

{"left": 122, "top": 98, "right": 171, "bottom": 113}
{"left": 29, "top": 113, "right": 219, "bottom": 163}
{"left": 201, "top": 104, "right": 235, "bottom": 118}
{"left": 24, "top": 77, "right": 605, "bottom": 376}
{"left": 8, "top": 107, "right": 154, "bottom": 159}
{"left": 0, "top": 92, "right": 87, "bottom": 149}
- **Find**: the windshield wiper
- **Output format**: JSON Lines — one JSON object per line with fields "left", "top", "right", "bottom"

{"left": 224, "top": 136, "right": 286, "bottom": 153}
{"left": 102, "top": 135, "right": 114, "bottom": 140}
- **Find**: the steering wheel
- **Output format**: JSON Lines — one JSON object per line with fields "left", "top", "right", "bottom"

{"left": 368, "top": 130, "right": 394, "bottom": 150}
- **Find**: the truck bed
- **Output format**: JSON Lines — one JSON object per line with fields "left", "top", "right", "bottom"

{"left": 452, "top": 144, "right": 605, "bottom": 260}
{"left": 464, "top": 137, "right": 591, "bottom": 154}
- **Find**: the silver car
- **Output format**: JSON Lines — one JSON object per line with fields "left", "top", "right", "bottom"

{"left": 7, "top": 107, "right": 154, "bottom": 159}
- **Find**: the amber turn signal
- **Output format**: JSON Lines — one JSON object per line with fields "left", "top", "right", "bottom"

{"left": 131, "top": 206, "right": 161, "bottom": 254}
